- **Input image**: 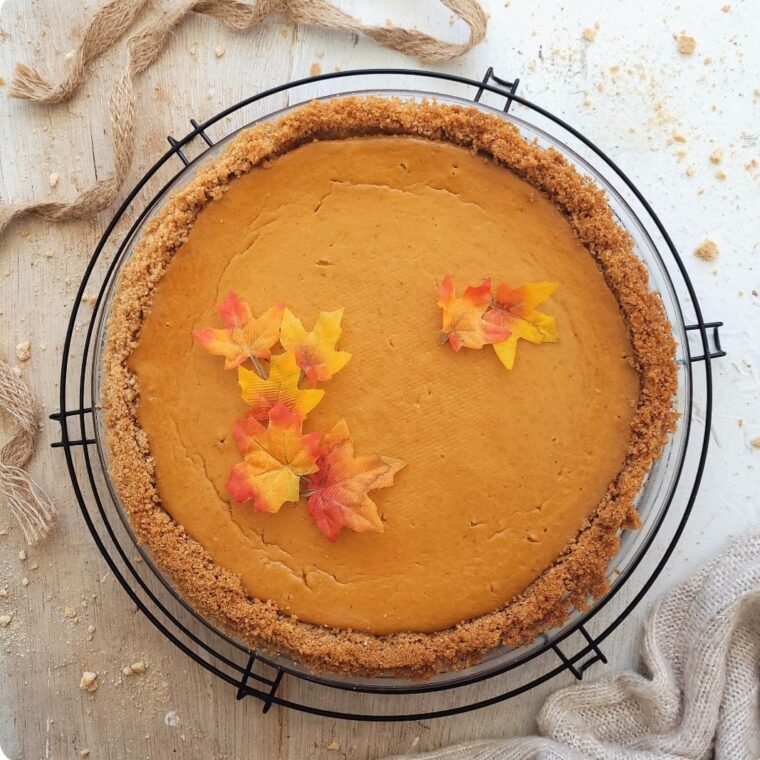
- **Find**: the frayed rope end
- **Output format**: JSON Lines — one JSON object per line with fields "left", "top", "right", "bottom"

{"left": 1, "top": 464, "right": 57, "bottom": 546}
{"left": 9, "top": 62, "right": 59, "bottom": 102}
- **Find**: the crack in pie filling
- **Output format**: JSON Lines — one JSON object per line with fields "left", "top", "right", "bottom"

{"left": 103, "top": 98, "right": 677, "bottom": 678}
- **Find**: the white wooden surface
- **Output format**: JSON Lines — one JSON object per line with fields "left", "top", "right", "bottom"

{"left": 0, "top": 1, "right": 758, "bottom": 758}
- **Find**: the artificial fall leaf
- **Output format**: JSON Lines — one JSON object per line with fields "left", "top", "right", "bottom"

{"left": 279, "top": 308, "right": 351, "bottom": 387}
{"left": 238, "top": 350, "right": 324, "bottom": 421}
{"left": 485, "top": 281, "right": 558, "bottom": 370}
{"left": 305, "top": 419, "right": 405, "bottom": 542}
{"left": 193, "top": 292, "right": 283, "bottom": 370}
{"left": 226, "top": 402, "right": 320, "bottom": 513}
{"left": 437, "top": 276, "right": 510, "bottom": 352}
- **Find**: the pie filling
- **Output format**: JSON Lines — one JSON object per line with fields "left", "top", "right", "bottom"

{"left": 128, "top": 135, "right": 639, "bottom": 635}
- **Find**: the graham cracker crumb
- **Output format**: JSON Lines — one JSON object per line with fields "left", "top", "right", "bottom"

{"left": 677, "top": 34, "right": 696, "bottom": 55}
{"left": 15, "top": 341, "right": 31, "bottom": 362}
{"left": 214, "top": 45, "right": 225, "bottom": 59}
{"left": 18, "top": 549, "right": 26, "bottom": 561}
{"left": 80, "top": 671, "right": 98, "bottom": 692}
{"left": 709, "top": 148, "right": 723, "bottom": 164}
{"left": 310, "top": 62, "right": 321, "bottom": 77}
{"left": 721, "top": 3, "right": 731, "bottom": 10}
{"left": 64, "top": 606, "right": 77, "bottom": 619}
{"left": 0, "top": 614, "right": 12, "bottom": 628}
{"left": 0, "top": 589, "right": 7, "bottom": 598}
{"left": 21, "top": 577, "right": 29, "bottom": 587}
{"left": 694, "top": 240, "right": 719, "bottom": 261}
{"left": 102, "top": 98, "right": 677, "bottom": 678}
{"left": 750, "top": 437, "right": 760, "bottom": 449}
{"left": 327, "top": 740, "right": 341, "bottom": 751}
{"left": 582, "top": 27, "right": 597, "bottom": 42}
{"left": 48, "top": 172, "right": 59, "bottom": 188}
{"left": 80, "top": 751, "right": 90, "bottom": 758}
{"left": 715, "top": 169, "right": 726, "bottom": 181}
{"left": 123, "top": 660, "right": 147, "bottom": 676}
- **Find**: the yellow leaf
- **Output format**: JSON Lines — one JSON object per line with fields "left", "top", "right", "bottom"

{"left": 279, "top": 308, "right": 351, "bottom": 386}
{"left": 226, "top": 403, "right": 320, "bottom": 513}
{"left": 238, "top": 351, "right": 324, "bottom": 420}
{"left": 486, "top": 282, "right": 558, "bottom": 370}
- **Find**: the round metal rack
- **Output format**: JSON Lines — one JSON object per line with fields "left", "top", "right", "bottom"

{"left": 52, "top": 68, "right": 725, "bottom": 721}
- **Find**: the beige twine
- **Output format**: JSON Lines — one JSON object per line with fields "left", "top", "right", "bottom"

{"left": 0, "top": 0, "right": 486, "bottom": 237}
{"left": 0, "top": 0, "right": 484, "bottom": 542}
{"left": 0, "top": 360, "right": 57, "bottom": 544}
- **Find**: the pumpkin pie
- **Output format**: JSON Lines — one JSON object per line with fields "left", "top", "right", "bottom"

{"left": 103, "top": 97, "right": 677, "bottom": 678}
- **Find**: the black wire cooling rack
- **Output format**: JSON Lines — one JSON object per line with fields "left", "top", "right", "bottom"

{"left": 51, "top": 68, "right": 726, "bottom": 721}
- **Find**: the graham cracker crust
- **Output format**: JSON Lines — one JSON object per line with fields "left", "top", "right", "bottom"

{"left": 102, "top": 97, "right": 677, "bottom": 679}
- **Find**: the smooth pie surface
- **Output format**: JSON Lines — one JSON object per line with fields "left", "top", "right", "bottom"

{"left": 129, "top": 136, "right": 639, "bottom": 635}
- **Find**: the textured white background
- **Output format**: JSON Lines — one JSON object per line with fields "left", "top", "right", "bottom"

{"left": 0, "top": 0, "right": 758, "bottom": 758}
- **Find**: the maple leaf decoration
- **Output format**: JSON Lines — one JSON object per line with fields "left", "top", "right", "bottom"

{"left": 193, "top": 292, "right": 283, "bottom": 371}
{"left": 238, "top": 350, "right": 324, "bottom": 421}
{"left": 279, "top": 308, "right": 352, "bottom": 387}
{"left": 486, "top": 281, "right": 558, "bottom": 370}
{"left": 437, "top": 276, "right": 558, "bottom": 369}
{"left": 194, "top": 293, "right": 406, "bottom": 542}
{"left": 226, "top": 402, "right": 320, "bottom": 513}
{"left": 304, "top": 419, "right": 405, "bottom": 542}
{"left": 437, "top": 276, "right": 510, "bottom": 351}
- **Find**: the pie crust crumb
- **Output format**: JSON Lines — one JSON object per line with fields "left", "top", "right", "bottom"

{"left": 695, "top": 240, "right": 719, "bottom": 261}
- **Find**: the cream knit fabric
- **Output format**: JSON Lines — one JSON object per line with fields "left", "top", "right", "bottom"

{"left": 387, "top": 533, "right": 760, "bottom": 760}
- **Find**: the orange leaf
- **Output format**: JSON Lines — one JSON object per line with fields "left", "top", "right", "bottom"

{"left": 279, "top": 308, "right": 351, "bottom": 387}
{"left": 193, "top": 292, "right": 283, "bottom": 370}
{"left": 238, "top": 350, "right": 324, "bottom": 421}
{"left": 437, "top": 276, "right": 509, "bottom": 351}
{"left": 226, "top": 402, "right": 320, "bottom": 513}
{"left": 305, "top": 419, "right": 405, "bottom": 542}
{"left": 485, "top": 281, "right": 558, "bottom": 369}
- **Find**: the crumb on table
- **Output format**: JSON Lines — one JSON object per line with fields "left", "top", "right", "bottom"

{"left": 79, "top": 671, "right": 98, "bottom": 692}
{"left": 694, "top": 240, "right": 719, "bottom": 261}
{"left": 15, "top": 341, "right": 31, "bottom": 362}
{"left": 677, "top": 34, "right": 696, "bottom": 54}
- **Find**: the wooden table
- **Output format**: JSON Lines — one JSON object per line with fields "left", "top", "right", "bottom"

{"left": 1, "top": 1, "right": 757, "bottom": 757}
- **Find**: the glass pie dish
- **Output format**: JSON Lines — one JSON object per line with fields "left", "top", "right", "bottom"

{"left": 55, "top": 70, "right": 718, "bottom": 716}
